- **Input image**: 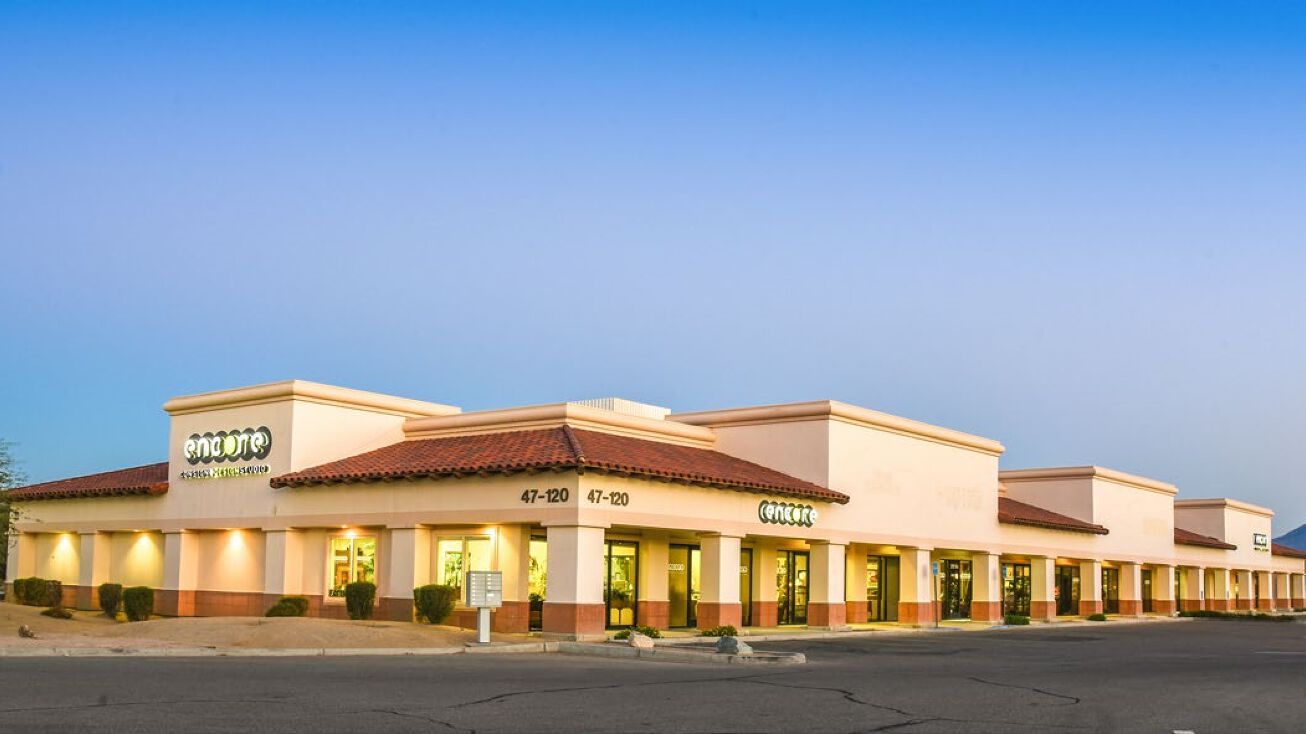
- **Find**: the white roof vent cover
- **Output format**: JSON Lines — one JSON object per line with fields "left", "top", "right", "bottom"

{"left": 569, "top": 397, "right": 671, "bottom": 420}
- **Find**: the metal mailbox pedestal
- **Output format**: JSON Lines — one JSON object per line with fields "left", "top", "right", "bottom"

{"left": 465, "top": 570, "right": 503, "bottom": 644}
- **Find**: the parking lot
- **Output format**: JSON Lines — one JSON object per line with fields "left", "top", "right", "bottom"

{"left": 2, "top": 619, "right": 1304, "bottom": 732}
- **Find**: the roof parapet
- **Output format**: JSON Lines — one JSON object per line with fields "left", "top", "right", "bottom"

{"left": 163, "top": 380, "right": 460, "bottom": 418}
{"left": 669, "top": 400, "right": 1004, "bottom": 456}
{"left": 1174, "top": 498, "right": 1275, "bottom": 518}
{"left": 999, "top": 466, "right": 1177, "bottom": 496}
{"left": 404, "top": 402, "right": 716, "bottom": 448}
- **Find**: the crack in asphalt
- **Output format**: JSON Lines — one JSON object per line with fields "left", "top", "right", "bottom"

{"left": 370, "top": 707, "right": 476, "bottom": 733}
{"left": 441, "top": 671, "right": 775, "bottom": 710}
{"left": 966, "top": 676, "right": 1081, "bottom": 705}
{"left": 0, "top": 697, "right": 294, "bottom": 715}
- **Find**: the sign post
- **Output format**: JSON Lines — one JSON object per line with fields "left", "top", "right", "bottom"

{"left": 465, "top": 570, "right": 503, "bottom": 645}
{"left": 931, "top": 561, "right": 940, "bottom": 629}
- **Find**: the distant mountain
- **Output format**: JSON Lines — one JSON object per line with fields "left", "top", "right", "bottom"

{"left": 1274, "top": 523, "right": 1306, "bottom": 551}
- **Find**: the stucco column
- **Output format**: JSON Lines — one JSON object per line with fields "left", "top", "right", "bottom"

{"left": 1151, "top": 565, "right": 1175, "bottom": 614}
{"left": 898, "top": 548, "right": 935, "bottom": 625}
{"left": 76, "top": 532, "right": 113, "bottom": 611}
{"left": 263, "top": 529, "right": 303, "bottom": 598}
{"left": 1180, "top": 567, "right": 1204, "bottom": 612}
{"left": 1078, "top": 560, "right": 1103, "bottom": 616}
{"left": 6, "top": 532, "right": 35, "bottom": 593}
{"left": 844, "top": 545, "right": 867, "bottom": 624}
{"left": 807, "top": 541, "right": 847, "bottom": 629}
{"left": 751, "top": 541, "right": 778, "bottom": 627}
{"left": 1233, "top": 569, "right": 1253, "bottom": 610}
{"left": 636, "top": 535, "right": 669, "bottom": 630}
{"left": 161, "top": 530, "right": 199, "bottom": 616}
{"left": 491, "top": 524, "right": 531, "bottom": 632}
{"left": 970, "top": 552, "right": 1002, "bottom": 622}
{"left": 541, "top": 525, "right": 606, "bottom": 639}
{"left": 1118, "top": 562, "right": 1142, "bottom": 615}
{"left": 1207, "top": 568, "right": 1231, "bottom": 611}
{"left": 698, "top": 534, "right": 743, "bottom": 630}
{"left": 1291, "top": 573, "right": 1305, "bottom": 609}
{"left": 1273, "top": 572, "right": 1291, "bottom": 611}
{"left": 376, "top": 527, "right": 429, "bottom": 623}
{"left": 1030, "top": 556, "right": 1056, "bottom": 621}
{"left": 1255, "top": 570, "right": 1273, "bottom": 611}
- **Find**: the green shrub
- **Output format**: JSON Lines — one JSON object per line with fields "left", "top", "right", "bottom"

{"left": 98, "top": 583, "right": 123, "bottom": 617}
{"left": 41, "top": 605, "right": 73, "bottom": 619}
{"left": 1087, "top": 613, "right": 1107, "bottom": 622}
{"left": 612, "top": 625, "right": 662, "bottom": 640}
{"left": 1003, "top": 614, "right": 1030, "bottom": 626}
{"left": 14, "top": 577, "right": 61, "bottom": 607}
{"left": 123, "top": 586, "right": 154, "bottom": 622}
{"left": 699, "top": 625, "right": 738, "bottom": 637}
{"left": 265, "top": 595, "right": 310, "bottom": 617}
{"left": 413, "top": 584, "right": 458, "bottom": 624}
{"left": 345, "top": 581, "right": 376, "bottom": 620}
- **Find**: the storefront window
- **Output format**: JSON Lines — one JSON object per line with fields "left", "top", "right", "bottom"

{"left": 437, "top": 535, "right": 493, "bottom": 600}
{"left": 1002, "top": 563, "right": 1031, "bottom": 616}
{"left": 605, "top": 541, "right": 639, "bottom": 628}
{"left": 528, "top": 536, "right": 547, "bottom": 631}
{"left": 329, "top": 535, "right": 377, "bottom": 598}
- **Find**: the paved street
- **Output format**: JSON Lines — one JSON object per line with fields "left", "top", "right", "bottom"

{"left": 2, "top": 620, "right": 1304, "bottom": 733}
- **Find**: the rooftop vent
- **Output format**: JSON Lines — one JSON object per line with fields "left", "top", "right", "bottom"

{"left": 569, "top": 397, "right": 671, "bottom": 421}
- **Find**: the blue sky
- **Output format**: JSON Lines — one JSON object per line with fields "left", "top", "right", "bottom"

{"left": 2, "top": 2, "right": 1305, "bottom": 530}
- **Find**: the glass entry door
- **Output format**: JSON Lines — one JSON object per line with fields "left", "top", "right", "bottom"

{"left": 1142, "top": 569, "right": 1154, "bottom": 612}
{"left": 941, "top": 559, "right": 973, "bottom": 620}
{"left": 866, "top": 555, "right": 900, "bottom": 622}
{"left": 668, "top": 544, "right": 700, "bottom": 628}
{"left": 1102, "top": 567, "right": 1120, "bottom": 614}
{"left": 1055, "top": 566, "right": 1080, "bottom": 616}
{"left": 777, "top": 550, "right": 809, "bottom": 625}
{"left": 605, "top": 541, "right": 639, "bottom": 628}
{"left": 1002, "top": 563, "right": 1031, "bottom": 616}
{"left": 739, "top": 549, "right": 753, "bottom": 627}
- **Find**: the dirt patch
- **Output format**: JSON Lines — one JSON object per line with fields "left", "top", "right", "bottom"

{"left": 1, "top": 603, "right": 521, "bottom": 649}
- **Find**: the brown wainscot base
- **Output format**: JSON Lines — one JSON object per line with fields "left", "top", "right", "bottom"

{"left": 541, "top": 602, "right": 606, "bottom": 639}
{"left": 696, "top": 602, "right": 742, "bottom": 630}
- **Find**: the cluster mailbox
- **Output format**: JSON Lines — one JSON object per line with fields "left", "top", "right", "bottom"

{"left": 466, "top": 570, "right": 503, "bottom": 644}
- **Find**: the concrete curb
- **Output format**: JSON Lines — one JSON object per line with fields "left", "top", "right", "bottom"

{"left": 557, "top": 642, "right": 804, "bottom": 665}
{"left": 0, "top": 642, "right": 556, "bottom": 658}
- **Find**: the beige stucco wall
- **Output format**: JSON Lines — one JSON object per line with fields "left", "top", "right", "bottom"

{"left": 109, "top": 531, "right": 165, "bottom": 587}
{"left": 33, "top": 532, "right": 80, "bottom": 584}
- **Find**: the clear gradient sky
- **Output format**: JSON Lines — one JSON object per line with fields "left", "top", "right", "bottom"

{"left": 2, "top": 2, "right": 1304, "bottom": 530}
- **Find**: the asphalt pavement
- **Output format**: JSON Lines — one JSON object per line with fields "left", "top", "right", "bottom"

{"left": 1, "top": 619, "right": 1304, "bottom": 733}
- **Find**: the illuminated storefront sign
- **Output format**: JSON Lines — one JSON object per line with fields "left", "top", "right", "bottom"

{"left": 1253, "top": 533, "right": 1270, "bottom": 551}
{"left": 183, "top": 427, "right": 272, "bottom": 465}
{"left": 758, "top": 500, "right": 818, "bottom": 527}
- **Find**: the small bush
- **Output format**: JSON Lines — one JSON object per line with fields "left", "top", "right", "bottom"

{"left": 1004, "top": 614, "right": 1030, "bottom": 626}
{"left": 98, "top": 583, "right": 123, "bottom": 617}
{"left": 123, "top": 586, "right": 154, "bottom": 622}
{"left": 345, "top": 581, "right": 376, "bottom": 620}
{"left": 1087, "top": 613, "right": 1107, "bottom": 622}
{"left": 265, "top": 596, "right": 310, "bottom": 617}
{"left": 14, "top": 577, "right": 61, "bottom": 607}
{"left": 699, "top": 625, "right": 738, "bottom": 637}
{"left": 413, "top": 585, "right": 458, "bottom": 624}
{"left": 612, "top": 625, "right": 662, "bottom": 640}
{"left": 41, "top": 606, "right": 73, "bottom": 619}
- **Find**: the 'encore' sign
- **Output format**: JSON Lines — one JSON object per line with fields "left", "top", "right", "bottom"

{"left": 758, "top": 500, "right": 818, "bottom": 527}
{"left": 183, "top": 427, "right": 273, "bottom": 465}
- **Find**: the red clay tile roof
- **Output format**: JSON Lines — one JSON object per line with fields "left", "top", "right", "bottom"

{"left": 1174, "top": 527, "right": 1237, "bottom": 550}
{"left": 6, "top": 462, "right": 169, "bottom": 502}
{"left": 998, "top": 496, "right": 1109, "bottom": 535}
{"left": 1272, "top": 542, "right": 1306, "bottom": 559}
{"left": 271, "top": 426, "right": 849, "bottom": 503}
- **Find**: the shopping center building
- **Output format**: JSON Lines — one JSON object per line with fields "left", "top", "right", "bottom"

{"left": 7, "top": 380, "right": 1306, "bottom": 638}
